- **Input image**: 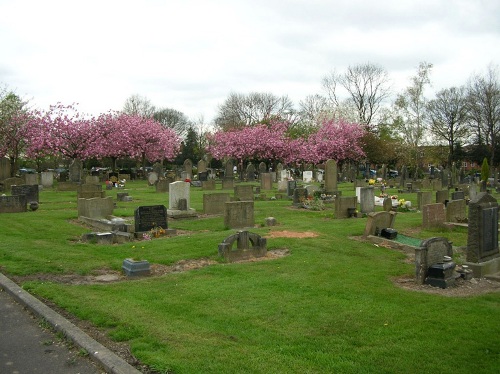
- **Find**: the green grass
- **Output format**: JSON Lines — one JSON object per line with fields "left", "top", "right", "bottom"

{"left": 1, "top": 180, "right": 499, "bottom": 373}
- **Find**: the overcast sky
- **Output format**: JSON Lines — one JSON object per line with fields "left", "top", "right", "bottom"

{"left": 1, "top": 0, "right": 499, "bottom": 123}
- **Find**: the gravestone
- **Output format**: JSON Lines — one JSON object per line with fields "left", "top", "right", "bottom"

{"left": 69, "top": 158, "right": 83, "bottom": 183}
{"left": 276, "top": 163, "right": 283, "bottom": 181}
{"left": 183, "top": 159, "right": 193, "bottom": 179}
{"left": 305, "top": 185, "right": 318, "bottom": 197}
{"left": 466, "top": 193, "right": 499, "bottom": 272}
{"left": 168, "top": 181, "right": 197, "bottom": 218}
{"left": 399, "top": 166, "right": 407, "bottom": 188}
{"left": 246, "top": 163, "right": 256, "bottom": 181}
{"left": 446, "top": 199, "right": 467, "bottom": 223}
{"left": 359, "top": 186, "right": 375, "bottom": 214}
{"left": 41, "top": 171, "right": 54, "bottom": 188}
{"left": 260, "top": 173, "right": 273, "bottom": 190}
{"left": 469, "top": 183, "right": 478, "bottom": 201}
{"left": 324, "top": 159, "right": 337, "bottom": 194}
{"left": 85, "top": 175, "right": 100, "bottom": 185}
{"left": 417, "top": 191, "right": 433, "bottom": 211}
{"left": 286, "top": 180, "right": 297, "bottom": 197}
{"left": 77, "top": 184, "right": 105, "bottom": 199}
{"left": 432, "top": 179, "right": 443, "bottom": 191}
{"left": 156, "top": 179, "right": 170, "bottom": 192}
{"left": 422, "top": 203, "right": 446, "bottom": 229}
{"left": 148, "top": 172, "right": 159, "bottom": 186}
{"left": 451, "top": 191, "right": 465, "bottom": 200}
{"left": 224, "top": 201, "right": 254, "bottom": 229}
{"left": 415, "top": 237, "right": 455, "bottom": 287}
{"left": 25, "top": 173, "right": 38, "bottom": 185}
{"left": 11, "top": 184, "right": 39, "bottom": 203}
{"left": 258, "top": 162, "right": 267, "bottom": 175}
{"left": 203, "top": 193, "right": 231, "bottom": 214}
{"left": 77, "top": 197, "right": 114, "bottom": 219}
{"left": 277, "top": 180, "right": 287, "bottom": 192}
{"left": 3, "top": 177, "right": 23, "bottom": 192}
{"left": 197, "top": 159, "right": 207, "bottom": 173}
{"left": 222, "top": 179, "right": 234, "bottom": 190}
{"left": 218, "top": 231, "right": 266, "bottom": 262}
{"left": 436, "top": 190, "right": 449, "bottom": 204}
{"left": 202, "top": 180, "right": 216, "bottom": 190}
{"left": 363, "top": 211, "right": 397, "bottom": 238}
{"left": 224, "top": 159, "right": 234, "bottom": 180}
{"left": 441, "top": 168, "right": 449, "bottom": 188}
{"left": 0, "top": 195, "right": 27, "bottom": 213}
{"left": 383, "top": 198, "right": 393, "bottom": 212}
{"left": 335, "top": 196, "right": 357, "bottom": 219}
{"left": 234, "top": 185, "right": 254, "bottom": 201}
{"left": 292, "top": 187, "right": 307, "bottom": 206}
{"left": 303, "top": 171, "right": 313, "bottom": 183}
{"left": 134, "top": 205, "right": 168, "bottom": 232}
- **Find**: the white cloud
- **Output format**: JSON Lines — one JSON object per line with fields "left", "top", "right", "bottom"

{"left": 1, "top": 0, "right": 499, "bottom": 122}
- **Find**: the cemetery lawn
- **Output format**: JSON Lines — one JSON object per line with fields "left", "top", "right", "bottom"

{"left": 1, "top": 181, "right": 499, "bottom": 374}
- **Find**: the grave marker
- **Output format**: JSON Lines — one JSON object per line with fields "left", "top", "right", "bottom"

{"left": 134, "top": 205, "right": 168, "bottom": 232}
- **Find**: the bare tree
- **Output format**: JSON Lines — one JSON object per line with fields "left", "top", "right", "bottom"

{"left": 427, "top": 86, "right": 470, "bottom": 167}
{"left": 392, "top": 62, "right": 433, "bottom": 173}
{"left": 214, "top": 92, "right": 296, "bottom": 130}
{"left": 298, "top": 94, "right": 329, "bottom": 128}
{"left": 122, "top": 94, "right": 156, "bottom": 118}
{"left": 322, "top": 62, "right": 391, "bottom": 129}
{"left": 153, "top": 108, "right": 192, "bottom": 139}
{"left": 467, "top": 64, "right": 500, "bottom": 170}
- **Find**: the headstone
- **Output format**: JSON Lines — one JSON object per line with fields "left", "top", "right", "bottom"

{"left": 222, "top": 179, "right": 234, "bottom": 190}
{"left": 183, "top": 159, "right": 193, "bottom": 179}
{"left": 305, "top": 185, "right": 318, "bottom": 197}
{"left": 11, "top": 184, "right": 39, "bottom": 203}
{"left": 466, "top": 193, "right": 499, "bottom": 264}
{"left": 441, "top": 168, "right": 449, "bottom": 188}
{"left": 399, "top": 166, "right": 407, "bottom": 188}
{"left": 286, "top": 180, "right": 297, "bottom": 197}
{"left": 77, "top": 197, "right": 114, "bottom": 218}
{"left": 202, "top": 180, "right": 216, "bottom": 190}
{"left": 276, "top": 163, "right": 283, "bottom": 181}
{"left": 415, "top": 237, "right": 455, "bottom": 287}
{"left": 451, "top": 191, "right": 465, "bottom": 200}
{"left": 69, "top": 158, "right": 83, "bottom": 183}
{"left": 363, "top": 211, "right": 397, "bottom": 238}
{"left": 197, "top": 159, "right": 207, "bottom": 173}
{"left": 218, "top": 231, "right": 266, "bottom": 262}
{"left": 277, "top": 180, "right": 287, "bottom": 192}
{"left": 3, "top": 177, "right": 23, "bottom": 192}
{"left": 134, "top": 205, "right": 168, "bottom": 232}
{"left": 383, "top": 198, "right": 393, "bottom": 212}
{"left": 335, "top": 196, "right": 357, "bottom": 219}
{"left": 224, "top": 201, "right": 254, "bottom": 229}
{"left": 446, "top": 199, "right": 467, "bottom": 223}
{"left": 77, "top": 184, "right": 105, "bottom": 199}
{"left": 234, "top": 185, "right": 254, "bottom": 201}
{"left": 324, "top": 159, "right": 337, "bottom": 194}
{"left": 469, "top": 183, "right": 478, "bottom": 201}
{"left": 422, "top": 203, "right": 446, "bottom": 229}
{"left": 0, "top": 195, "right": 27, "bottom": 213}
{"left": 359, "top": 186, "right": 375, "bottom": 214}
{"left": 117, "top": 192, "right": 130, "bottom": 202}
{"left": 168, "top": 181, "right": 196, "bottom": 217}
{"left": 417, "top": 191, "right": 433, "bottom": 211}
{"left": 24, "top": 173, "right": 38, "bottom": 185}
{"left": 258, "top": 162, "right": 267, "bottom": 175}
{"left": 302, "top": 170, "right": 313, "bottom": 183}
{"left": 260, "top": 173, "right": 273, "bottom": 190}
{"left": 246, "top": 163, "right": 256, "bottom": 181}
{"left": 203, "top": 193, "right": 231, "bottom": 214}
{"left": 148, "top": 172, "right": 159, "bottom": 186}
{"left": 224, "top": 159, "right": 234, "bottom": 180}
{"left": 436, "top": 190, "right": 449, "bottom": 204}
{"left": 156, "top": 179, "right": 170, "bottom": 192}
{"left": 85, "top": 175, "right": 100, "bottom": 185}
{"left": 292, "top": 188, "right": 308, "bottom": 206}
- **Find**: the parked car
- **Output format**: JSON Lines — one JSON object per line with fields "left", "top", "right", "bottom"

{"left": 388, "top": 170, "right": 399, "bottom": 178}
{"left": 18, "top": 168, "right": 36, "bottom": 174}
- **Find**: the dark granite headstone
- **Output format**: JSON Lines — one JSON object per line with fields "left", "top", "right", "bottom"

{"left": 0, "top": 195, "right": 27, "bottom": 213}
{"left": 134, "top": 205, "right": 168, "bottom": 232}
{"left": 11, "top": 184, "right": 39, "bottom": 203}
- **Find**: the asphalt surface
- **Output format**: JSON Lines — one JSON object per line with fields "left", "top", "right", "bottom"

{"left": 0, "top": 273, "right": 141, "bottom": 374}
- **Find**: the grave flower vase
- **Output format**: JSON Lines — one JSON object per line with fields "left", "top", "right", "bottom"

{"left": 122, "top": 258, "right": 150, "bottom": 277}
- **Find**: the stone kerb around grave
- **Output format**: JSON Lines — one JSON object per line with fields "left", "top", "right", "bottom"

{"left": 362, "top": 211, "right": 397, "bottom": 238}
{"left": 218, "top": 231, "right": 267, "bottom": 262}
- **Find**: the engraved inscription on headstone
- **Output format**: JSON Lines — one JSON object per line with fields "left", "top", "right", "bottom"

{"left": 480, "top": 206, "right": 498, "bottom": 258}
{"left": 134, "top": 205, "right": 168, "bottom": 232}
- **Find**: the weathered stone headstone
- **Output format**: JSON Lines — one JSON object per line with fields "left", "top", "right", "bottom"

{"left": 436, "top": 190, "right": 449, "bottom": 204}
{"left": 383, "top": 198, "right": 393, "bottom": 212}
{"left": 148, "top": 172, "right": 159, "bottom": 186}
{"left": 156, "top": 179, "right": 170, "bottom": 192}
{"left": 466, "top": 192, "right": 499, "bottom": 265}
{"left": 3, "top": 177, "right": 23, "bottom": 192}
{"left": 224, "top": 159, "right": 234, "bottom": 180}
{"left": 359, "top": 186, "right": 375, "bottom": 214}
{"left": 25, "top": 173, "right": 38, "bottom": 185}
{"left": 422, "top": 203, "right": 446, "bottom": 229}
{"left": 85, "top": 175, "right": 100, "bottom": 185}
{"left": 302, "top": 171, "right": 313, "bottom": 183}
{"left": 11, "top": 184, "right": 39, "bottom": 203}
{"left": 446, "top": 199, "right": 467, "bottom": 223}
{"left": 276, "top": 163, "right": 283, "bottom": 181}
{"left": 77, "top": 184, "right": 105, "bottom": 199}
{"left": 234, "top": 185, "right": 254, "bottom": 201}
{"left": 451, "top": 190, "right": 465, "bottom": 200}
{"left": 260, "top": 173, "right": 273, "bottom": 190}
{"left": 197, "top": 159, "right": 207, "bottom": 173}
{"left": 77, "top": 197, "right": 114, "bottom": 218}
{"left": 183, "top": 159, "right": 193, "bottom": 179}
{"left": 292, "top": 187, "right": 307, "bottom": 206}
{"left": 203, "top": 193, "right": 231, "bottom": 214}
{"left": 334, "top": 196, "right": 357, "bottom": 219}
{"left": 417, "top": 191, "right": 433, "bottom": 211}
{"left": 202, "top": 180, "right": 216, "bottom": 190}
{"left": 222, "top": 179, "right": 234, "bottom": 190}
{"left": 168, "top": 181, "right": 196, "bottom": 218}
{"left": 324, "top": 159, "right": 337, "bottom": 194}
{"left": 246, "top": 163, "right": 256, "bottom": 181}
{"left": 415, "top": 237, "right": 455, "bottom": 287}
{"left": 469, "top": 183, "right": 478, "bottom": 201}
{"left": 258, "top": 162, "right": 267, "bottom": 175}
{"left": 0, "top": 195, "right": 27, "bottom": 213}
{"left": 218, "top": 231, "right": 266, "bottom": 262}
{"left": 69, "top": 158, "right": 83, "bottom": 183}
{"left": 363, "top": 211, "right": 397, "bottom": 238}
{"left": 224, "top": 201, "right": 254, "bottom": 229}
{"left": 134, "top": 205, "right": 168, "bottom": 232}
{"left": 286, "top": 180, "right": 297, "bottom": 197}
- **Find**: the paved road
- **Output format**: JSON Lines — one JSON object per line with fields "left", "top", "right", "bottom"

{"left": 0, "top": 288, "right": 103, "bottom": 374}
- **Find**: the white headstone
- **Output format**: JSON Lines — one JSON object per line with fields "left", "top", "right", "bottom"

{"left": 303, "top": 171, "right": 313, "bottom": 183}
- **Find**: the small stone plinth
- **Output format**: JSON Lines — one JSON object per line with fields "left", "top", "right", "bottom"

{"left": 122, "top": 259, "right": 150, "bottom": 277}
